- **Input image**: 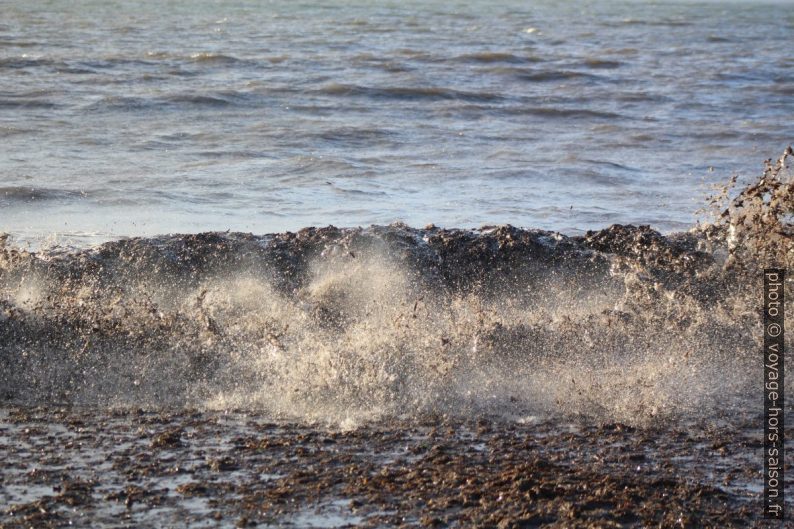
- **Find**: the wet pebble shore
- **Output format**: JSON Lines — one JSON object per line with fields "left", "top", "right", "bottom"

{"left": 0, "top": 406, "right": 786, "bottom": 528}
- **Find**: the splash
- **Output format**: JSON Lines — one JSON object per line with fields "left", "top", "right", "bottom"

{"left": 706, "top": 146, "right": 794, "bottom": 269}
{"left": 1, "top": 151, "right": 791, "bottom": 425}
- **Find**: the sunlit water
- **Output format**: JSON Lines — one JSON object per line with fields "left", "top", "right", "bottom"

{"left": 1, "top": 0, "right": 793, "bottom": 246}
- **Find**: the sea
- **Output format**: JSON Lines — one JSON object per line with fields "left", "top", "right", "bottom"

{"left": 2, "top": 2, "right": 794, "bottom": 526}
{"left": 1, "top": 0, "right": 793, "bottom": 246}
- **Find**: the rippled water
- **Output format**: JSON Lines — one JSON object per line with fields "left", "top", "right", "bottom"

{"left": 1, "top": 0, "right": 793, "bottom": 245}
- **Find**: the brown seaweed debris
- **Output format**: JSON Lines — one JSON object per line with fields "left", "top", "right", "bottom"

{"left": 706, "top": 146, "right": 794, "bottom": 269}
{"left": 0, "top": 409, "right": 774, "bottom": 528}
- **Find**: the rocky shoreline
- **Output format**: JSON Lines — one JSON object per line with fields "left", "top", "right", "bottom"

{"left": 0, "top": 406, "right": 782, "bottom": 528}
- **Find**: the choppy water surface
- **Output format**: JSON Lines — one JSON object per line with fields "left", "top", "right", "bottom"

{"left": 1, "top": 0, "right": 792, "bottom": 244}
{"left": 2, "top": 4, "right": 794, "bottom": 523}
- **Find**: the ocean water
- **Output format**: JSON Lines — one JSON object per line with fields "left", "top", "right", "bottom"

{"left": 4, "top": 5, "right": 794, "bottom": 526}
{"left": 1, "top": 0, "right": 793, "bottom": 246}
{"left": 3, "top": 4, "right": 794, "bottom": 525}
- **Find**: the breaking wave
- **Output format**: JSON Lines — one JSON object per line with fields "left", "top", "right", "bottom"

{"left": 1, "top": 149, "right": 792, "bottom": 426}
